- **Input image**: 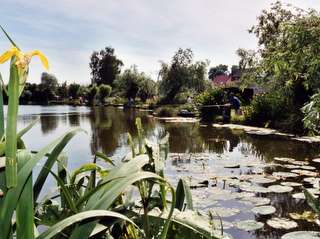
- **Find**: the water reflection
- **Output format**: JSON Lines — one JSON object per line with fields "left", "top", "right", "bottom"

{"left": 40, "top": 115, "right": 59, "bottom": 134}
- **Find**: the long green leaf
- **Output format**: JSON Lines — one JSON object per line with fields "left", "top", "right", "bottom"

{"left": 34, "top": 128, "right": 83, "bottom": 201}
{"left": 0, "top": 129, "right": 81, "bottom": 239}
{"left": 16, "top": 150, "right": 34, "bottom": 239}
{"left": 0, "top": 25, "right": 19, "bottom": 49}
{"left": 57, "top": 152, "right": 68, "bottom": 208}
{"left": 37, "top": 210, "right": 139, "bottom": 239}
{"left": 0, "top": 73, "right": 4, "bottom": 139}
{"left": 71, "top": 171, "right": 167, "bottom": 238}
{"left": 5, "top": 62, "right": 19, "bottom": 188}
{"left": 175, "top": 178, "right": 193, "bottom": 211}
{"left": 95, "top": 151, "right": 115, "bottom": 166}
{"left": 48, "top": 169, "right": 78, "bottom": 213}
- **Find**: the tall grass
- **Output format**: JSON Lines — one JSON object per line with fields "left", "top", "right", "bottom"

{"left": 0, "top": 27, "right": 223, "bottom": 239}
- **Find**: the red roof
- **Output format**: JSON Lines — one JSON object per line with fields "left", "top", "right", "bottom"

{"left": 212, "top": 74, "right": 232, "bottom": 86}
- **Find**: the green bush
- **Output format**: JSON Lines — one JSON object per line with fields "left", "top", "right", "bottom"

{"left": 244, "top": 92, "right": 287, "bottom": 126}
{"left": 194, "top": 87, "right": 225, "bottom": 106}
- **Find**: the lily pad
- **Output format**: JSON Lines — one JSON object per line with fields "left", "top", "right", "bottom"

{"left": 292, "top": 193, "right": 306, "bottom": 200}
{"left": 224, "top": 163, "right": 240, "bottom": 169}
{"left": 266, "top": 217, "right": 298, "bottom": 229}
{"left": 210, "top": 207, "right": 240, "bottom": 218}
{"left": 240, "top": 184, "right": 270, "bottom": 193}
{"left": 268, "top": 185, "right": 293, "bottom": 193}
{"left": 234, "top": 220, "right": 264, "bottom": 231}
{"left": 274, "top": 157, "right": 295, "bottom": 163}
{"left": 291, "top": 169, "right": 317, "bottom": 177}
{"left": 272, "top": 172, "right": 299, "bottom": 178}
{"left": 240, "top": 196, "right": 271, "bottom": 206}
{"left": 300, "top": 165, "right": 316, "bottom": 170}
{"left": 312, "top": 158, "right": 320, "bottom": 163}
{"left": 250, "top": 176, "right": 277, "bottom": 184}
{"left": 291, "top": 160, "right": 309, "bottom": 166}
{"left": 252, "top": 205, "right": 276, "bottom": 215}
{"left": 280, "top": 182, "right": 302, "bottom": 187}
{"left": 281, "top": 231, "right": 320, "bottom": 239}
{"left": 289, "top": 211, "right": 319, "bottom": 223}
{"left": 283, "top": 164, "right": 301, "bottom": 169}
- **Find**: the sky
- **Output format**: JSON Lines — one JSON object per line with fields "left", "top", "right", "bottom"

{"left": 0, "top": 0, "right": 318, "bottom": 84}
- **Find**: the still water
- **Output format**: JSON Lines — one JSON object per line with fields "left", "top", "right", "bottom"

{"left": 15, "top": 105, "right": 320, "bottom": 239}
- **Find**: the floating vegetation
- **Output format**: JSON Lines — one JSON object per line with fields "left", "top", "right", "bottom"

{"left": 274, "top": 157, "right": 295, "bottom": 163}
{"left": 300, "top": 165, "right": 316, "bottom": 170}
{"left": 223, "top": 163, "right": 240, "bottom": 169}
{"left": 291, "top": 160, "right": 309, "bottom": 166}
{"left": 268, "top": 185, "right": 294, "bottom": 193}
{"left": 240, "top": 196, "right": 271, "bottom": 206}
{"left": 209, "top": 207, "right": 240, "bottom": 218}
{"left": 280, "top": 182, "right": 303, "bottom": 187}
{"left": 281, "top": 231, "right": 320, "bottom": 239}
{"left": 272, "top": 172, "right": 299, "bottom": 178}
{"left": 291, "top": 169, "right": 318, "bottom": 177}
{"left": 266, "top": 217, "right": 298, "bottom": 229}
{"left": 250, "top": 176, "right": 277, "bottom": 184}
{"left": 289, "top": 211, "right": 319, "bottom": 223}
{"left": 283, "top": 164, "right": 301, "bottom": 169}
{"left": 240, "top": 183, "right": 270, "bottom": 193}
{"left": 234, "top": 220, "right": 264, "bottom": 231}
{"left": 252, "top": 205, "right": 276, "bottom": 215}
{"left": 292, "top": 192, "right": 306, "bottom": 200}
{"left": 312, "top": 158, "right": 320, "bottom": 163}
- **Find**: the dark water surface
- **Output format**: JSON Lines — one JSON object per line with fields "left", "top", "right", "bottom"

{"left": 14, "top": 106, "right": 320, "bottom": 239}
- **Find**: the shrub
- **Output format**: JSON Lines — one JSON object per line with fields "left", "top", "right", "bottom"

{"left": 194, "top": 87, "right": 225, "bottom": 106}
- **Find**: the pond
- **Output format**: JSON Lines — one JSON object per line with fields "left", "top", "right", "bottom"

{"left": 14, "top": 105, "right": 320, "bottom": 239}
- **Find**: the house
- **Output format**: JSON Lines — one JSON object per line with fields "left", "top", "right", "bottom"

{"left": 211, "top": 74, "right": 232, "bottom": 87}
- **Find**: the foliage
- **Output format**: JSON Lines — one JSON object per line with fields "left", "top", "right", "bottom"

{"left": 243, "top": 91, "right": 304, "bottom": 131}
{"left": 40, "top": 72, "right": 58, "bottom": 101}
{"left": 237, "top": 2, "right": 320, "bottom": 132}
{"left": 89, "top": 47, "right": 123, "bottom": 86}
{"left": 98, "top": 84, "right": 112, "bottom": 103}
{"left": 68, "top": 83, "right": 81, "bottom": 99}
{"left": 115, "top": 66, "right": 156, "bottom": 102}
{"left": 194, "top": 87, "right": 225, "bottom": 106}
{"left": 208, "top": 64, "right": 228, "bottom": 80}
{"left": 158, "top": 48, "right": 208, "bottom": 103}
{"left": 302, "top": 92, "right": 320, "bottom": 134}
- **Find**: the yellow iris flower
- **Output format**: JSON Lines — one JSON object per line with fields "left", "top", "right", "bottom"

{"left": 0, "top": 46, "right": 49, "bottom": 70}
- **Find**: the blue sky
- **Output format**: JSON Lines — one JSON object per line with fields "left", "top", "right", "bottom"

{"left": 0, "top": 0, "right": 318, "bottom": 84}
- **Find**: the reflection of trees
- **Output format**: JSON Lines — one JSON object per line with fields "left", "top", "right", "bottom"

{"left": 242, "top": 135, "right": 319, "bottom": 162}
{"left": 89, "top": 107, "right": 156, "bottom": 155}
{"left": 40, "top": 115, "right": 59, "bottom": 134}
{"left": 68, "top": 114, "right": 80, "bottom": 127}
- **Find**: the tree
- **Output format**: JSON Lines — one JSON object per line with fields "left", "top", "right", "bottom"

{"left": 208, "top": 64, "right": 228, "bottom": 80}
{"left": 89, "top": 47, "right": 123, "bottom": 86}
{"left": 137, "top": 78, "right": 157, "bottom": 102}
{"left": 40, "top": 72, "right": 58, "bottom": 102}
{"left": 158, "top": 48, "right": 208, "bottom": 102}
{"left": 57, "top": 81, "right": 68, "bottom": 99}
{"left": 237, "top": 2, "right": 320, "bottom": 132}
{"left": 68, "top": 83, "right": 81, "bottom": 99}
{"left": 98, "top": 84, "right": 112, "bottom": 103}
